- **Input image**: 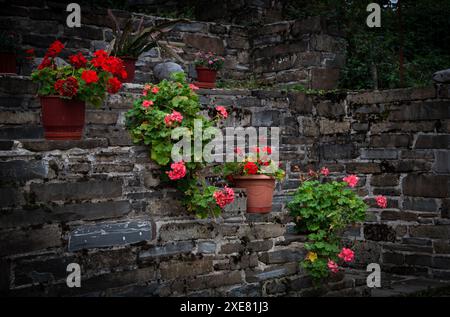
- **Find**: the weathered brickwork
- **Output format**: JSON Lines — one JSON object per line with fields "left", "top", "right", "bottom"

{"left": 0, "top": 73, "right": 448, "bottom": 295}
{"left": 0, "top": 3, "right": 344, "bottom": 88}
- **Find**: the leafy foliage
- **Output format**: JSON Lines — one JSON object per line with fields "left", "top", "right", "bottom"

{"left": 287, "top": 176, "right": 367, "bottom": 281}
{"left": 125, "top": 72, "right": 231, "bottom": 218}
{"left": 285, "top": 0, "right": 450, "bottom": 89}
{"left": 107, "top": 9, "right": 185, "bottom": 60}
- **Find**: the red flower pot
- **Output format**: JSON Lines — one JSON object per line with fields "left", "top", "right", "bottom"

{"left": 120, "top": 57, "right": 137, "bottom": 83}
{"left": 195, "top": 66, "right": 217, "bottom": 88}
{"left": 0, "top": 52, "right": 17, "bottom": 74}
{"left": 40, "top": 96, "right": 85, "bottom": 140}
{"left": 233, "top": 175, "right": 276, "bottom": 213}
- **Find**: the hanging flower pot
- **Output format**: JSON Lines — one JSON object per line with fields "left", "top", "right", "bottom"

{"left": 0, "top": 52, "right": 17, "bottom": 74}
{"left": 193, "top": 51, "right": 224, "bottom": 89}
{"left": 195, "top": 66, "right": 217, "bottom": 88}
{"left": 31, "top": 40, "right": 124, "bottom": 141}
{"left": 40, "top": 96, "right": 85, "bottom": 140}
{"left": 233, "top": 175, "right": 276, "bottom": 213}
{"left": 218, "top": 146, "right": 285, "bottom": 214}
{"left": 119, "top": 57, "right": 137, "bottom": 83}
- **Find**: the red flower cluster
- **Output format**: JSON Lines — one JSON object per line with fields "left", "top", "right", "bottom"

{"left": 164, "top": 111, "right": 183, "bottom": 127}
{"left": 38, "top": 56, "right": 52, "bottom": 70}
{"left": 54, "top": 76, "right": 79, "bottom": 97}
{"left": 69, "top": 52, "right": 87, "bottom": 68}
{"left": 244, "top": 161, "right": 258, "bottom": 175}
{"left": 47, "top": 40, "right": 64, "bottom": 57}
{"left": 81, "top": 70, "right": 99, "bottom": 84}
{"left": 166, "top": 161, "right": 187, "bottom": 180}
{"left": 38, "top": 40, "right": 65, "bottom": 70}
{"left": 213, "top": 186, "right": 235, "bottom": 208}
{"left": 107, "top": 77, "right": 122, "bottom": 94}
{"left": 215, "top": 106, "right": 228, "bottom": 119}
{"left": 91, "top": 50, "right": 127, "bottom": 79}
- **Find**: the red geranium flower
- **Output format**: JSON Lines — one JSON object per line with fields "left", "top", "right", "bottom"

{"left": 107, "top": 77, "right": 122, "bottom": 93}
{"left": 46, "top": 40, "right": 64, "bottom": 57}
{"left": 81, "top": 70, "right": 99, "bottom": 84}
{"left": 262, "top": 146, "right": 272, "bottom": 154}
{"left": 244, "top": 161, "right": 258, "bottom": 175}
{"left": 54, "top": 76, "right": 78, "bottom": 97}
{"left": 38, "top": 56, "right": 53, "bottom": 70}
{"left": 68, "top": 52, "right": 87, "bottom": 68}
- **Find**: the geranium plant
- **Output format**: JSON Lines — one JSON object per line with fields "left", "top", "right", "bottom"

{"left": 218, "top": 146, "right": 285, "bottom": 181}
{"left": 287, "top": 168, "right": 387, "bottom": 281}
{"left": 125, "top": 72, "right": 235, "bottom": 218}
{"left": 31, "top": 40, "right": 125, "bottom": 107}
{"left": 194, "top": 51, "right": 225, "bottom": 71}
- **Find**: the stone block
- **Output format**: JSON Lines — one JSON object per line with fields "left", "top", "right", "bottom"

{"left": 319, "top": 118, "right": 350, "bottom": 135}
{"left": 360, "top": 149, "right": 398, "bottom": 160}
{"left": 139, "top": 241, "right": 194, "bottom": 262}
{"left": 415, "top": 134, "right": 449, "bottom": 149}
{"left": 363, "top": 224, "right": 396, "bottom": 242}
{"left": 369, "top": 134, "right": 411, "bottom": 148}
{"left": 31, "top": 180, "right": 123, "bottom": 202}
{"left": 197, "top": 241, "right": 216, "bottom": 254}
{"left": 402, "top": 174, "right": 449, "bottom": 198}
{"left": 311, "top": 68, "right": 340, "bottom": 90}
{"left": 0, "top": 160, "right": 47, "bottom": 183}
{"left": 316, "top": 100, "right": 345, "bottom": 118}
{"left": 433, "top": 151, "right": 450, "bottom": 174}
{"left": 68, "top": 220, "right": 155, "bottom": 252}
{"left": 20, "top": 139, "right": 108, "bottom": 151}
{"left": 345, "top": 162, "right": 381, "bottom": 174}
{"left": 258, "top": 247, "right": 306, "bottom": 264}
{"left": 388, "top": 101, "right": 448, "bottom": 121}
{"left": 288, "top": 92, "right": 313, "bottom": 114}
{"left": 220, "top": 241, "right": 244, "bottom": 254}
{"left": 0, "top": 126, "right": 43, "bottom": 140}
{"left": 159, "top": 222, "right": 217, "bottom": 241}
{"left": 371, "top": 174, "right": 399, "bottom": 187}
{"left": 246, "top": 239, "right": 273, "bottom": 252}
{"left": 403, "top": 197, "right": 438, "bottom": 212}
{"left": 319, "top": 143, "right": 358, "bottom": 160}
{"left": 160, "top": 258, "right": 213, "bottom": 280}
{"left": 184, "top": 34, "right": 224, "bottom": 55}
{"left": 409, "top": 225, "right": 449, "bottom": 239}
{"left": 252, "top": 110, "right": 281, "bottom": 126}
{"left": 0, "top": 225, "right": 61, "bottom": 256}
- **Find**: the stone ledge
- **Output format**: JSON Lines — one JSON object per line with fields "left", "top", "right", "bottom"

{"left": 19, "top": 138, "right": 109, "bottom": 152}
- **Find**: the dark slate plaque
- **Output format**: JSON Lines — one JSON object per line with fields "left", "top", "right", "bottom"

{"left": 68, "top": 220, "right": 154, "bottom": 252}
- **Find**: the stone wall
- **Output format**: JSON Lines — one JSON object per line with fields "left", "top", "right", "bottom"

{"left": 249, "top": 17, "right": 346, "bottom": 88}
{"left": 0, "top": 2, "right": 344, "bottom": 88}
{"left": 0, "top": 73, "right": 449, "bottom": 295}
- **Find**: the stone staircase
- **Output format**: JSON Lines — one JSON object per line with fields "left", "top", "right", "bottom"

{"left": 1, "top": 74, "right": 450, "bottom": 296}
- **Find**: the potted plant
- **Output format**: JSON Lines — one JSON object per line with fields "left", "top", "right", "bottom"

{"left": 31, "top": 40, "right": 125, "bottom": 140}
{"left": 287, "top": 167, "right": 387, "bottom": 282}
{"left": 125, "top": 72, "right": 235, "bottom": 218}
{"left": 0, "top": 31, "right": 20, "bottom": 74}
{"left": 194, "top": 51, "right": 225, "bottom": 88}
{"left": 218, "top": 147, "right": 285, "bottom": 213}
{"left": 107, "top": 9, "right": 185, "bottom": 83}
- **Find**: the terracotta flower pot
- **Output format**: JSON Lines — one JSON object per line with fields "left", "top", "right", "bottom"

{"left": 195, "top": 66, "right": 217, "bottom": 88}
{"left": 233, "top": 175, "right": 276, "bottom": 213}
{"left": 120, "top": 57, "right": 137, "bottom": 83}
{"left": 40, "top": 96, "right": 85, "bottom": 140}
{"left": 0, "top": 52, "right": 17, "bottom": 74}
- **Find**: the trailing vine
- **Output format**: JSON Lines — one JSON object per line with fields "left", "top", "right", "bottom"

{"left": 125, "top": 72, "right": 234, "bottom": 218}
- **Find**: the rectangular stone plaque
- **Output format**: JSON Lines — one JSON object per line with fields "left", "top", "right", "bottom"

{"left": 68, "top": 220, "right": 154, "bottom": 252}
